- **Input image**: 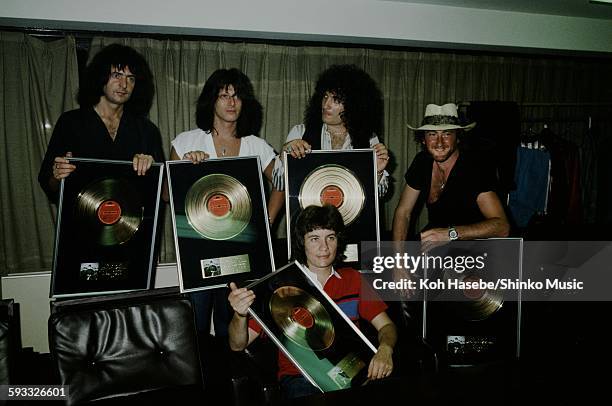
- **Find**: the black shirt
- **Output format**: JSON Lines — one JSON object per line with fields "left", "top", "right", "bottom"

{"left": 404, "top": 150, "right": 497, "bottom": 230}
{"left": 38, "top": 107, "right": 165, "bottom": 202}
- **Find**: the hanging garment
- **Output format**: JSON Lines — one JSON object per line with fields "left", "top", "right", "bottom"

{"left": 509, "top": 146, "right": 551, "bottom": 228}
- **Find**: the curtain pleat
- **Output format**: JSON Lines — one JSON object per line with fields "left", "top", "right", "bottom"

{"left": 0, "top": 32, "right": 78, "bottom": 274}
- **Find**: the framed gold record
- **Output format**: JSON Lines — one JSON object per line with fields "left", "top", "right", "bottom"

{"left": 167, "top": 156, "right": 275, "bottom": 292}
{"left": 51, "top": 158, "right": 164, "bottom": 298}
{"left": 419, "top": 239, "right": 523, "bottom": 366}
{"left": 285, "top": 149, "right": 380, "bottom": 266}
{"left": 245, "top": 262, "right": 377, "bottom": 393}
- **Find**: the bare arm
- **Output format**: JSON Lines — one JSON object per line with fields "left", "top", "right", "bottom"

{"left": 169, "top": 147, "right": 181, "bottom": 161}
{"left": 420, "top": 191, "right": 510, "bottom": 241}
{"left": 228, "top": 282, "right": 260, "bottom": 351}
{"left": 367, "top": 312, "right": 397, "bottom": 380}
{"left": 263, "top": 160, "right": 285, "bottom": 225}
{"left": 391, "top": 185, "right": 421, "bottom": 241}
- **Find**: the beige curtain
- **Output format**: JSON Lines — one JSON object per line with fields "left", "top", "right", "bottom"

{"left": 2, "top": 32, "right": 609, "bottom": 273}
{"left": 0, "top": 32, "right": 79, "bottom": 275}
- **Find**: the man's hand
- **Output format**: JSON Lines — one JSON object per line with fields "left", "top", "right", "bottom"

{"left": 132, "top": 154, "right": 154, "bottom": 176}
{"left": 420, "top": 227, "right": 452, "bottom": 253}
{"left": 183, "top": 150, "right": 209, "bottom": 163}
{"left": 283, "top": 139, "right": 311, "bottom": 159}
{"left": 52, "top": 152, "right": 76, "bottom": 180}
{"left": 228, "top": 282, "right": 255, "bottom": 317}
{"left": 372, "top": 143, "right": 389, "bottom": 173}
{"left": 368, "top": 344, "right": 393, "bottom": 380}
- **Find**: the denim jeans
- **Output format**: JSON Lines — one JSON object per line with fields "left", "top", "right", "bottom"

{"left": 279, "top": 375, "right": 320, "bottom": 399}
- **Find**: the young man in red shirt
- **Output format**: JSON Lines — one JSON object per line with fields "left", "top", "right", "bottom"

{"left": 228, "top": 204, "right": 397, "bottom": 399}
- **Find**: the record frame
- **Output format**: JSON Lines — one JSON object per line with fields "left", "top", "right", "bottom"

{"left": 284, "top": 149, "right": 380, "bottom": 266}
{"left": 167, "top": 156, "right": 275, "bottom": 292}
{"left": 421, "top": 238, "right": 523, "bottom": 366}
{"left": 51, "top": 157, "right": 164, "bottom": 298}
{"left": 245, "top": 261, "right": 377, "bottom": 393}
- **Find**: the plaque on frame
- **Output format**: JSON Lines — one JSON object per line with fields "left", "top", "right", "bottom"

{"left": 167, "top": 156, "right": 275, "bottom": 292}
{"left": 284, "top": 150, "right": 380, "bottom": 266}
{"left": 245, "top": 261, "right": 377, "bottom": 393}
{"left": 51, "top": 158, "right": 164, "bottom": 298}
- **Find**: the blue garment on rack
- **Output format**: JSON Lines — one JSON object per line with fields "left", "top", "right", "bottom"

{"left": 509, "top": 146, "right": 551, "bottom": 228}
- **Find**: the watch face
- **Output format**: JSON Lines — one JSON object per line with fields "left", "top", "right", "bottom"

{"left": 449, "top": 228, "right": 458, "bottom": 240}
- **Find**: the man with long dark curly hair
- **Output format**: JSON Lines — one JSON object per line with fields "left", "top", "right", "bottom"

{"left": 282, "top": 64, "right": 390, "bottom": 195}
{"left": 228, "top": 205, "right": 397, "bottom": 399}
{"left": 38, "top": 43, "right": 164, "bottom": 202}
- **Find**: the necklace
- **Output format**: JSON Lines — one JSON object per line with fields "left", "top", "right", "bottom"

{"left": 435, "top": 162, "right": 446, "bottom": 190}
{"left": 213, "top": 127, "right": 238, "bottom": 157}
{"left": 328, "top": 128, "right": 348, "bottom": 149}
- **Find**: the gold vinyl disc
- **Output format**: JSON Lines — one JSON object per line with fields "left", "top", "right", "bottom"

{"left": 74, "top": 178, "right": 144, "bottom": 246}
{"left": 185, "top": 174, "right": 252, "bottom": 241}
{"left": 270, "top": 286, "right": 335, "bottom": 351}
{"left": 298, "top": 165, "right": 365, "bottom": 225}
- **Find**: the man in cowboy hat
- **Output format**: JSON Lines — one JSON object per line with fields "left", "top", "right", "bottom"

{"left": 391, "top": 103, "right": 509, "bottom": 242}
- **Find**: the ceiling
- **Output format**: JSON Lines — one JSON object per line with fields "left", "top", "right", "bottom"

{"left": 387, "top": 0, "right": 612, "bottom": 20}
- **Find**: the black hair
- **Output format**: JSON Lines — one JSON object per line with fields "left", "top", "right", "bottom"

{"left": 195, "top": 68, "right": 263, "bottom": 138}
{"left": 77, "top": 44, "right": 154, "bottom": 116}
{"left": 292, "top": 205, "right": 347, "bottom": 266}
{"left": 303, "top": 64, "right": 383, "bottom": 149}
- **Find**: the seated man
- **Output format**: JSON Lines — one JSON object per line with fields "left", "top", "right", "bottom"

{"left": 392, "top": 103, "right": 510, "bottom": 243}
{"left": 228, "top": 205, "right": 397, "bottom": 399}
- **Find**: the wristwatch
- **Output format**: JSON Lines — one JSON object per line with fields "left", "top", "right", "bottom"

{"left": 448, "top": 226, "right": 459, "bottom": 241}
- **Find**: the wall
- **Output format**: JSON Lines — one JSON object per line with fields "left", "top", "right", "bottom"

{"left": 1, "top": 264, "right": 180, "bottom": 353}
{"left": 1, "top": 0, "right": 612, "bottom": 54}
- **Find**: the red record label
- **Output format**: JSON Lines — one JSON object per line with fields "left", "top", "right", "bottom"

{"left": 207, "top": 194, "right": 232, "bottom": 217}
{"left": 462, "top": 275, "right": 485, "bottom": 300}
{"left": 291, "top": 306, "right": 315, "bottom": 329}
{"left": 320, "top": 185, "right": 344, "bottom": 208}
{"left": 97, "top": 200, "right": 122, "bottom": 225}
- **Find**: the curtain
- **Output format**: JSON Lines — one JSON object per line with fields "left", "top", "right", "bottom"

{"left": 0, "top": 32, "right": 79, "bottom": 275}
{"left": 2, "top": 31, "right": 610, "bottom": 273}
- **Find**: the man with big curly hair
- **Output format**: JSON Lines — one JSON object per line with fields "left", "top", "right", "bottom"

{"left": 282, "top": 65, "right": 390, "bottom": 195}
{"left": 39, "top": 43, "right": 164, "bottom": 202}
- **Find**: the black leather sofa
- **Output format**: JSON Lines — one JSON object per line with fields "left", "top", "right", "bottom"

{"left": 48, "top": 287, "right": 205, "bottom": 405}
{"left": 0, "top": 298, "right": 21, "bottom": 385}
